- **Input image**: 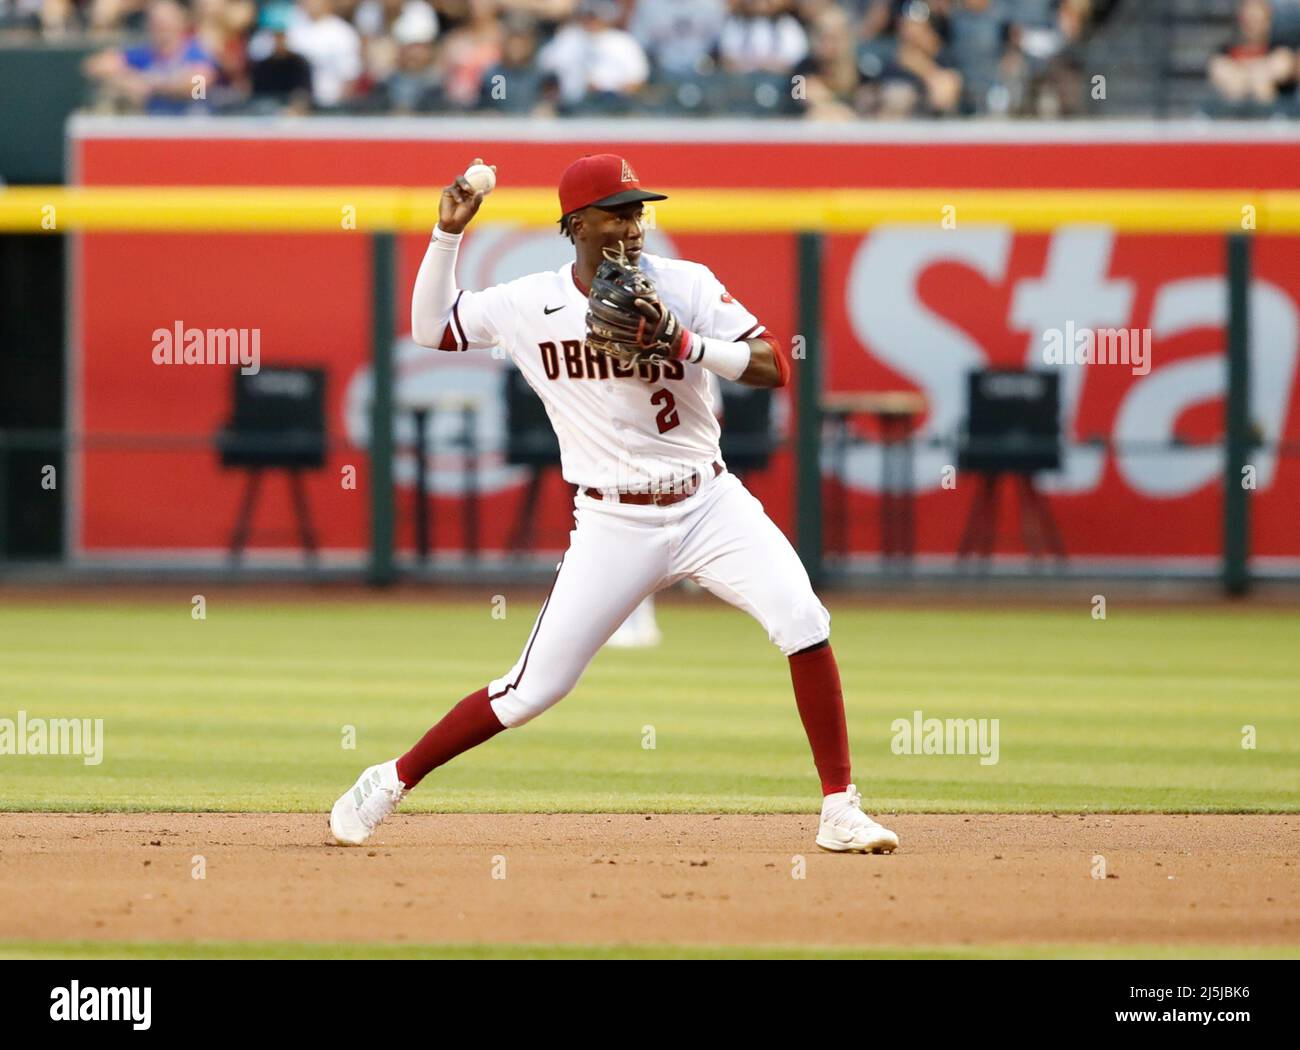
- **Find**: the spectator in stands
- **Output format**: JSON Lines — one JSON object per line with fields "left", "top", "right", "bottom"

{"left": 887, "top": 0, "right": 962, "bottom": 114}
{"left": 999, "top": 0, "right": 1090, "bottom": 116}
{"left": 536, "top": 0, "right": 648, "bottom": 110}
{"left": 479, "top": 13, "right": 553, "bottom": 113}
{"left": 717, "top": 0, "right": 809, "bottom": 75}
{"left": 793, "top": 1, "right": 861, "bottom": 119}
{"left": 629, "top": 0, "right": 726, "bottom": 78}
{"left": 82, "top": 0, "right": 216, "bottom": 114}
{"left": 1208, "top": 0, "right": 1297, "bottom": 114}
{"left": 193, "top": 0, "right": 255, "bottom": 106}
{"left": 248, "top": 2, "right": 313, "bottom": 112}
{"left": 354, "top": 0, "right": 438, "bottom": 83}
{"left": 375, "top": 0, "right": 443, "bottom": 110}
{"left": 286, "top": 0, "right": 363, "bottom": 108}
{"left": 848, "top": 1, "right": 957, "bottom": 117}
{"left": 436, "top": 0, "right": 502, "bottom": 108}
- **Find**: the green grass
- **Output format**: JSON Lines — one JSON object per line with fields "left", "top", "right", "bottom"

{"left": 0, "top": 600, "right": 1296, "bottom": 813}
{"left": 2, "top": 939, "right": 1295, "bottom": 960}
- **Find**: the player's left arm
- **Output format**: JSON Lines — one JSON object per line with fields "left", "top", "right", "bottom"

{"left": 687, "top": 265, "right": 788, "bottom": 389}
{"left": 736, "top": 333, "right": 786, "bottom": 389}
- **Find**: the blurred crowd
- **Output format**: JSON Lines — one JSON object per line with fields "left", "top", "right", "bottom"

{"left": 0, "top": 0, "right": 1110, "bottom": 118}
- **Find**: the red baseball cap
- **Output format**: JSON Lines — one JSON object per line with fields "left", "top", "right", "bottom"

{"left": 558, "top": 154, "right": 667, "bottom": 218}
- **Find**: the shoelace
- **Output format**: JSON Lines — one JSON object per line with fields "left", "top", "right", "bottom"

{"left": 827, "top": 784, "right": 879, "bottom": 829}
{"left": 357, "top": 773, "right": 406, "bottom": 830}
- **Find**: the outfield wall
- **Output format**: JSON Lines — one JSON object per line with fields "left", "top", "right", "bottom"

{"left": 66, "top": 119, "right": 1300, "bottom": 572}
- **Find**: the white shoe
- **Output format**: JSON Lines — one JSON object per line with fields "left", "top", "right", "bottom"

{"left": 330, "top": 760, "right": 407, "bottom": 846}
{"left": 816, "top": 784, "right": 899, "bottom": 854}
{"left": 604, "top": 620, "right": 662, "bottom": 648}
{"left": 605, "top": 597, "right": 662, "bottom": 648}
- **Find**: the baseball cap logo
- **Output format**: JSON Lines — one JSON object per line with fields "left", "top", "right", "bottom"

{"left": 620, "top": 159, "right": 637, "bottom": 183}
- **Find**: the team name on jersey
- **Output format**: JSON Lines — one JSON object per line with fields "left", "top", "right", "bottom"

{"left": 538, "top": 340, "right": 685, "bottom": 384}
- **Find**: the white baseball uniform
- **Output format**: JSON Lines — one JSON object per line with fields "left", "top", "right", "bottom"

{"left": 412, "top": 228, "right": 830, "bottom": 728}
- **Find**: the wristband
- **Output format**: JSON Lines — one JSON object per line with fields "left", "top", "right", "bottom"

{"left": 675, "top": 327, "right": 696, "bottom": 362}
{"left": 690, "top": 335, "right": 751, "bottom": 381}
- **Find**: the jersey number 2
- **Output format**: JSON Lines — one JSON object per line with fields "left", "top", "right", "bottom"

{"left": 650, "top": 388, "right": 680, "bottom": 434}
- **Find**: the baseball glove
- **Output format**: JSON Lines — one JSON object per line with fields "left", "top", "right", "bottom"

{"left": 585, "top": 242, "right": 689, "bottom": 364}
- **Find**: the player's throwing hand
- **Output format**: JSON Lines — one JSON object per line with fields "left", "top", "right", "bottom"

{"left": 439, "top": 157, "right": 496, "bottom": 235}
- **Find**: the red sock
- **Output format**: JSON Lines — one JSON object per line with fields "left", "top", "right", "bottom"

{"left": 788, "top": 642, "right": 851, "bottom": 795}
{"left": 395, "top": 686, "right": 505, "bottom": 790}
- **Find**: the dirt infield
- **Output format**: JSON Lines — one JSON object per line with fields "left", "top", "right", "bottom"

{"left": 1, "top": 814, "right": 1296, "bottom": 951}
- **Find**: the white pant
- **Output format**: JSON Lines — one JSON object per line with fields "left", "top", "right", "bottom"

{"left": 488, "top": 469, "right": 830, "bottom": 727}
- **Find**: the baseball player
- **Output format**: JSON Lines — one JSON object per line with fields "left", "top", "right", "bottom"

{"left": 330, "top": 154, "right": 899, "bottom": 855}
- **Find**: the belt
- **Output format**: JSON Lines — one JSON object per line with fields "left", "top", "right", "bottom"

{"left": 582, "top": 460, "right": 723, "bottom": 506}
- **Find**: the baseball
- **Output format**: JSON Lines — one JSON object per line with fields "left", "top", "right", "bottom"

{"left": 464, "top": 163, "right": 496, "bottom": 196}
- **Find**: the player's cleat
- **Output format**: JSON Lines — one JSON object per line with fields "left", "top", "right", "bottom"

{"left": 604, "top": 596, "right": 662, "bottom": 648}
{"left": 816, "top": 784, "right": 899, "bottom": 854}
{"left": 330, "top": 760, "right": 407, "bottom": 846}
{"left": 604, "top": 622, "right": 661, "bottom": 648}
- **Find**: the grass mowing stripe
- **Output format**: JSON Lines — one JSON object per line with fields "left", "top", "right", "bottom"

{"left": 0, "top": 603, "right": 1295, "bottom": 813}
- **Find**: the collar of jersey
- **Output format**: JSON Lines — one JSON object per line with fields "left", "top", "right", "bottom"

{"left": 569, "top": 263, "right": 590, "bottom": 300}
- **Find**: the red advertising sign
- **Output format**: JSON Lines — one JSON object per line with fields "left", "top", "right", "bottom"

{"left": 69, "top": 120, "right": 1300, "bottom": 569}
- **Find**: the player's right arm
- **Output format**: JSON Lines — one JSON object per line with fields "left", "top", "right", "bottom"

{"left": 411, "top": 159, "right": 505, "bottom": 351}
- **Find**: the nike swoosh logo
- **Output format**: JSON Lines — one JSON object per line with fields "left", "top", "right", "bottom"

{"left": 544, "top": 305, "right": 566, "bottom": 315}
